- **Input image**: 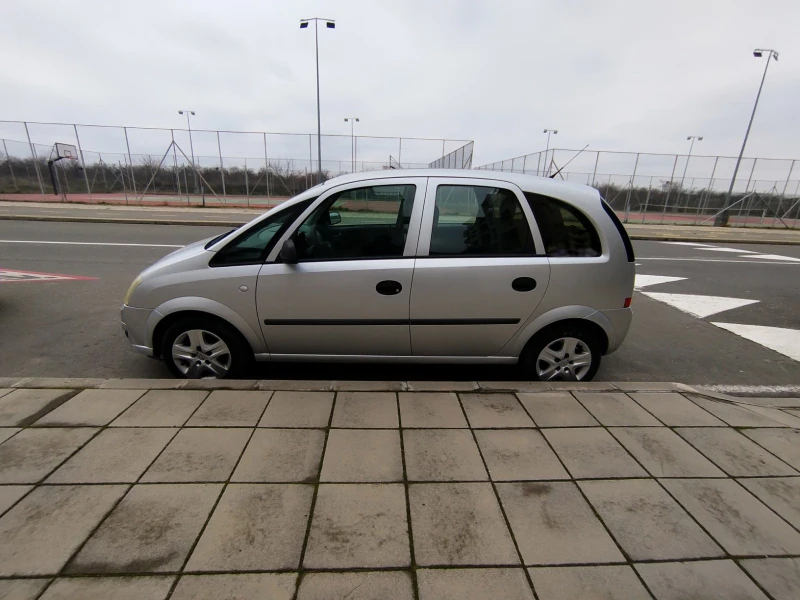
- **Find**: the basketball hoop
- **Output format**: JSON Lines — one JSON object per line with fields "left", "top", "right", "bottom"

{"left": 54, "top": 142, "right": 79, "bottom": 161}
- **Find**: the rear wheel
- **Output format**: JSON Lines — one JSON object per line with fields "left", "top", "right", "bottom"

{"left": 161, "top": 318, "right": 251, "bottom": 379}
{"left": 521, "top": 325, "right": 602, "bottom": 382}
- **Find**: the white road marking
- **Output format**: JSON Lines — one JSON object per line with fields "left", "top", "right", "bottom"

{"left": 660, "top": 242, "right": 716, "bottom": 247}
{"left": 695, "top": 247, "right": 757, "bottom": 253}
{"left": 746, "top": 254, "right": 800, "bottom": 262}
{"left": 634, "top": 275, "right": 687, "bottom": 289}
{"left": 638, "top": 258, "right": 800, "bottom": 265}
{"left": 0, "top": 240, "right": 183, "bottom": 248}
{"left": 711, "top": 323, "right": 800, "bottom": 362}
{"left": 642, "top": 292, "right": 759, "bottom": 318}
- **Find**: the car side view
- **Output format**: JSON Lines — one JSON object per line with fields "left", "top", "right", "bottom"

{"left": 121, "top": 170, "right": 635, "bottom": 380}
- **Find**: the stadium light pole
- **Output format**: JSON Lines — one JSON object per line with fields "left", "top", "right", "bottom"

{"left": 715, "top": 48, "right": 779, "bottom": 226}
{"left": 178, "top": 110, "right": 198, "bottom": 194}
{"left": 543, "top": 129, "right": 558, "bottom": 176}
{"left": 679, "top": 135, "right": 703, "bottom": 191}
{"left": 301, "top": 18, "right": 335, "bottom": 183}
{"left": 344, "top": 117, "right": 359, "bottom": 172}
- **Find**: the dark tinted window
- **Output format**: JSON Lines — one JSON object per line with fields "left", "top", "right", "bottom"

{"left": 524, "top": 192, "right": 601, "bottom": 257}
{"left": 601, "top": 200, "right": 635, "bottom": 262}
{"left": 429, "top": 185, "right": 534, "bottom": 256}
{"left": 210, "top": 200, "right": 312, "bottom": 266}
{"left": 294, "top": 184, "right": 416, "bottom": 261}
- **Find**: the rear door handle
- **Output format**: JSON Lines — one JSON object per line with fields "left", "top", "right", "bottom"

{"left": 512, "top": 277, "right": 537, "bottom": 292}
{"left": 376, "top": 280, "right": 403, "bottom": 296}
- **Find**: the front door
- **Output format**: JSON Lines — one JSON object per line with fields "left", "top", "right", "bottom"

{"left": 257, "top": 179, "right": 425, "bottom": 357}
{"left": 410, "top": 179, "right": 551, "bottom": 356}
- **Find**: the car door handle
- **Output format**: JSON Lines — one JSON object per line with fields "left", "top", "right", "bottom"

{"left": 512, "top": 277, "right": 537, "bottom": 292}
{"left": 376, "top": 280, "right": 403, "bottom": 296}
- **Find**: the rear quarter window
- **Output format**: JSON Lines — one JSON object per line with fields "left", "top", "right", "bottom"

{"left": 523, "top": 192, "right": 601, "bottom": 257}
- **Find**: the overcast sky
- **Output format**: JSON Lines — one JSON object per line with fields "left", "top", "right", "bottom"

{"left": 1, "top": 0, "right": 799, "bottom": 167}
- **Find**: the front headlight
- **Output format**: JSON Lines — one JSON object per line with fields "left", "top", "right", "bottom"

{"left": 123, "top": 275, "right": 143, "bottom": 305}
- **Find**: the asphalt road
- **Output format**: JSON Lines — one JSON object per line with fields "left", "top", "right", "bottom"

{"left": 1, "top": 220, "right": 799, "bottom": 385}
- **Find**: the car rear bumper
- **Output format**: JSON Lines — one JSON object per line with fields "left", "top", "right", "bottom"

{"left": 586, "top": 307, "right": 632, "bottom": 354}
{"left": 121, "top": 305, "right": 155, "bottom": 356}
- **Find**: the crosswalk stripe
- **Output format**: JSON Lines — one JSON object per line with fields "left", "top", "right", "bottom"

{"left": 711, "top": 323, "right": 800, "bottom": 361}
{"left": 634, "top": 275, "right": 687, "bottom": 289}
{"left": 642, "top": 292, "right": 759, "bottom": 318}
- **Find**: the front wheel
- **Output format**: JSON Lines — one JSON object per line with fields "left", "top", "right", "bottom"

{"left": 161, "top": 318, "right": 250, "bottom": 379}
{"left": 520, "top": 325, "right": 602, "bottom": 382}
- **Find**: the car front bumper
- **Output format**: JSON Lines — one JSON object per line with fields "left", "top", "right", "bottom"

{"left": 121, "top": 305, "right": 155, "bottom": 356}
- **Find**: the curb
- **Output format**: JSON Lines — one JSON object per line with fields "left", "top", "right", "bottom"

{"left": 627, "top": 233, "right": 800, "bottom": 246}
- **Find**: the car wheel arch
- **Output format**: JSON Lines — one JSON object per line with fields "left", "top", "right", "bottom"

{"left": 506, "top": 306, "right": 612, "bottom": 359}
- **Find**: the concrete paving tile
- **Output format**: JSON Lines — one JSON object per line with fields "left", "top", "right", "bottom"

{"left": 186, "top": 484, "right": 313, "bottom": 571}
{"left": 498, "top": 482, "right": 623, "bottom": 565}
{"left": 232, "top": 429, "right": 325, "bottom": 482}
{"left": 332, "top": 381, "right": 406, "bottom": 391}
{"left": 675, "top": 428, "right": 798, "bottom": 476}
{"left": 40, "top": 576, "right": 174, "bottom": 600}
{"left": 739, "top": 477, "right": 800, "bottom": 530}
{"left": 574, "top": 392, "right": 662, "bottom": 426}
{"left": 0, "top": 484, "right": 128, "bottom": 576}
{"left": 517, "top": 392, "right": 599, "bottom": 427}
{"left": 398, "top": 392, "right": 468, "bottom": 428}
{"left": 256, "top": 380, "right": 333, "bottom": 391}
{"left": 635, "top": 560, "right": 769, "bottom": 600}
{"left": 0, "top": 485, "right": 33, "bottom": 516}
{"left": 543, "top": 428, "right": 648, "bottom": 479}
{"left": 298, "top": 571, "right": 413, "bottom": 600}
{"left": 403, "top": 429, "right": 487, "bottom": 481}
{"left": 742, "top": 405, "right": 800, "bottom": 428}
{"left": 0, "top": 428, "right": 98, "bottom": 484}
{"left": 321, "top": 429, "right": 402, "bottom": 482}
{"left": 580, "top": 479, "right": 723, "bottom": 560}
{"left": 476, "top": 430, "right": 569, "bottom": 481}
{"left": 185, "top": 390, "right": 271, "bottom": 427}
{"left": 331, "top": 392, "right": 398, "bottom": 428}
{"left": 67, "top": 483, "right": 222, "bottom": 574}
{"left": 459, "top": 393, "right": 534, "bottom": 428}
{"left": 418, "top": 568, "right": 534, "bottom": 600}
{"left": 610, "top": 427, "right": 726, "bottom": 477}
{"left": 688, "top": 395, "right": 789, "bottom": 427}
{"left": 0, "top": 389, "right": 74, "bottom": 427}
{"left": 740, "top": 558, "right": 800, "bottom": 600}
{"left": 742, "top": 428, "right": 800, "bottom": 470}
{"left": 0, "top": 579, "right": 49, "bottom": 600}
{"left": 663, "top": 478, "right": 800, "bottom": 555}
{"left": 258, "top": 391, "right": 334, "bottom": 427}
{"left": 409, "top": 482, "right": 518, "bottom": 566}
{"left": 0, "top": 428, "right": 19, "bottom": 444}
{"left": 172, "top": 574, "right": 296, "bottom": 600}
{"left": 629, "top": 392, "right": 726, "bottom": 426}
{"left": 34, "top": 389, "right": 144, "bottom": 426}
{"left": 46, "top": 428, "right": 177, "bottom": 483}
{"left": 529, "top": 565, "right": 651, "bottom": 600}
{"left": 140, "top": 428, "right": 251, "bottom": 482}
{"left": 406, "top": 381, "right": 479, "bottom": 392}
{"left": 0, "top": 388, "right": 12, "bottom": 399}
{"left": 110, "top": 390, "right": 207, "bottom": 427}
{"left": 303, "top": 484, "right": 410, "bottom": 569}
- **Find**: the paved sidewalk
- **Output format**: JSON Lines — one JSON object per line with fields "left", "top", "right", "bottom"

{"left": 1, "top": 380, "right": 799, "bottom": 599}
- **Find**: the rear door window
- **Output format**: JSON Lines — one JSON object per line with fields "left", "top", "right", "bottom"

{"left": 524, "top": 192, "right": 601, "bottom": 257}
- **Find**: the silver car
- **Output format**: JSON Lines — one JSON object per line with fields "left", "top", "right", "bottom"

{"left": 121, "top": 170, "right": 635, "bottom": 380}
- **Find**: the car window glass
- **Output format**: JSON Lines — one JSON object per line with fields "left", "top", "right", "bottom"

{"left": 524, "top": 192, "right": 601, "bottom": 257}
{"left": 429, "top": 185, "right": 534, "bottom": 256}
{"left": 294, "top": 184, "right": 416, "bottom": 261}
{"left": 210, "top": 201, "right": 310, "bottom": 266}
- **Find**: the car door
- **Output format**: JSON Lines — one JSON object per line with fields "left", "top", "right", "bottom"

{"left": 409, "top": 178, "right": 551, "bottom": 356}
{"left": 257, "top": 178, "right": 426, "bottom": 357}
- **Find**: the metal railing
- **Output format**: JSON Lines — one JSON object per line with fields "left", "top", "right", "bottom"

{"left": 477, "top": 148, "right": 800, "bottom": 228}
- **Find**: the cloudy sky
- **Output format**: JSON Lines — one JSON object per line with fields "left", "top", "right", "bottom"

{"left": 1, "top": 0, "right": 799, "bottom": 169}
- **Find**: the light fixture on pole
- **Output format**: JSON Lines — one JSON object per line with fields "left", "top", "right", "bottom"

{"left": 543, "top": 129, "right": 558, "bottom": 176}
{"left": 715, "top": 48, "right": 779, "bottom": 226}
{"left": 301, "top": 17, "right": 335, "bottom": 184}
{"left": 679, "top": 135, "right": 703, "bottom": 191}
{"left": 344, "top": 117, "right": 359, "bottom": 173}
{"left": 178, "top": 110, "right": 198, "bottom": 194}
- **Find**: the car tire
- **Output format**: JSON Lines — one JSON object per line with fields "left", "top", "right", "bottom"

{"left": 520, "top": 324, "right": 602, "bottom": 382}
{"left": 161, "top": 317, "right": 251, "bottom": 379}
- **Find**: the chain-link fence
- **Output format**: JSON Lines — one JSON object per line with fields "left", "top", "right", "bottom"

{"left": 478, "top": 149, "right": 800, "bottom": 228}
{"left": 0, "top": 120, "right": 472, "bottom": 207}
{"left": 428, "top": 141, "right": 474, "bottom": 169}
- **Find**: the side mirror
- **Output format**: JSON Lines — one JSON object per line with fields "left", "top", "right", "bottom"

{"left": 279, "top": 238, "right": 298, "bottom": 264}
{"left": 329, "top": 211, "right": 341, "bottom": 225}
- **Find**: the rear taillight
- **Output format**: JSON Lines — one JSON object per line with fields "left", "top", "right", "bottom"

{"left": 624, "top": 297, "right": 632, "bottom": 308}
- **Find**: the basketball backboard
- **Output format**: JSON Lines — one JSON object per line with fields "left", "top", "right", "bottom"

{"left": 55, "top": 142, "right": 78, "bottom": 160}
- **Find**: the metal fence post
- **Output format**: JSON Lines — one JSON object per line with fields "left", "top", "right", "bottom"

{"left": 123, "top": 127, "right": 137, "bottom": 196}
{"left": 23, "top": 122, "right": 45, "bottom": 197}
{"left": 308, "top": 134, "right": 313, "bottom": 185}
{"left": 591, "top": 151, "right": 600, "bottom": 187}
{"left": 244, "top": 158, "right": 250, "bottom": 206}
{"left": 2, "top": 139, "right": 17, "bottom": 191}
{"left": 216, "top": 131, "right": 226, "bottom": 201}
{"left": 398, "top": 138, "right": 402, "bottom": 166}
{"left": 642, "top": 177, "right": 653, "bottom": 223}
{"left": 73, "top": 125, "right": 92, "bottom": 197}
{"left": 263, "top": 133, "right": 271, "bottom": 200}
{"left": 700, "top": 156, "right": 719, "bottom": 219}
{"left": 624, "top": 153, "right": 639, "bottom": 223}
{"left": 661, "top": 155, "right": 680, "bottom": 224}
{"left": 171, "top": 129, "right": 181, "bottom": 201}
{"left": 522, "top": 154, "right": 528, "bottom": 174}
{"left": 773, "top": 159, "right": 796, "bottom": 227}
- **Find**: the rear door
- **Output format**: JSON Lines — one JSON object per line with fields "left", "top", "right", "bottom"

{"left": 409, "top": 178, "right": 550, "bottom": 356}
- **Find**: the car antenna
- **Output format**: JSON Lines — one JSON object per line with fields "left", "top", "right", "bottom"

{"left": 549, "top": 144, "right": 589, "bottom": 179}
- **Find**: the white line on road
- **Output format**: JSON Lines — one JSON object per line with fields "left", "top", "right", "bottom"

{"left": 642, "top": 292, "right": 759, "bottom": 318}
{"left": 711, "top": 322, "right": 800, "bottom": 362}
{"left": 634, "top": 275, "right": 687, "bottom": 289}
{"left": 0, "top": 240, "right": 183, "bottom": 248}
{"left": 638, "top": 257, "right": 800, "bottom": 265}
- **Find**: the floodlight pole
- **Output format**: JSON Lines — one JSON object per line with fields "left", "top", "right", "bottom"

{"left": 679, "top": 136, "right": 703, "bottom": 191}
{"left": 179, "top": 110, "right": 198, "bottom": 195}
{"left": 543, "top": 129, "right": 558, "bottom": 176}
{"left": 716, "top": 49, "right": 778, "bottom": 226}
{"left": 301, "top": 18, "right": 335, "bottom": 183}
{"left": 345, "top": 117, "right": 359, "bottom": 172}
